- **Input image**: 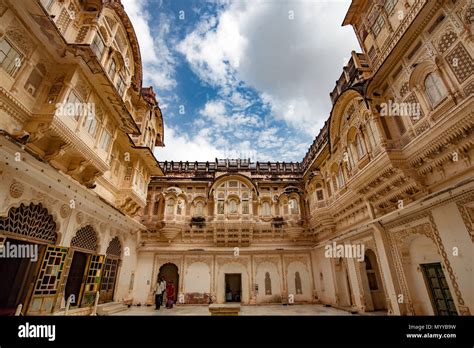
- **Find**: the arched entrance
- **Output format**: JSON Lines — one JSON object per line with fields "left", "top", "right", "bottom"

{"left": 0, "top": 203, "right": 57, "bottom": 315}
{"left": 361, "top": 249, "right": 387, "bottom": 311}
{"left": 158, "top": 263, "right": 179, "bottom": 303}
{"left": 99, "top": 237, "right": 122, "bottom": 303}
{"left": 65, "top": 225, "right": 102, "bottom": 308}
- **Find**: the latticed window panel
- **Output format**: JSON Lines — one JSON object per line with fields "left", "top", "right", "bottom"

{"left": 100, "top": 257, "right": 119, "bottom": 292}
{"left": 446, "top": 43, "right": 474, "bottom": 83}
{"left": 33, "top": 246, "right": 68, "bottom": 295}
{"left": 404, "top": 92, "right": 424, "bottom": 124}
{"left": 106, "top": 236, "right": 122, "bottom": 258}
{"left": 399, "top": 82, "right": 409, "bottom": 98}
{"left": 71, "top": 225, "right": 98, "bottom": 252}
{"left": 438, "top": 31, "right": 458, "bottom": 53}
{"left": 81, "top": 255, "right": 104, "bottom": 306}
{"left": 463, "top": 80, "right": 474, "bottom": 97}
{"left": 0, "top": 203, "right": 57, "bottom": 244}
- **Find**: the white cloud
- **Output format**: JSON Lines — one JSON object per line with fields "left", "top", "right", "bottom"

{"left": 177, "top": 0, "right": 359, "bottom": 136}
{"left": 199, "top": 100, "right": 228, "bottom": 126}
{"left": 198, "top": 99, "right": 261, "bottom": 128}
{"left": 155, "top": 125, "right": 224, "bottom": 161}
{"left": 122, "top": 0, "right": 176, "bottom": 91}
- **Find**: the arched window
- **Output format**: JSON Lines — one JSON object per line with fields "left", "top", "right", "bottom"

{"left": 228, "top": 199, "right": 238, "bottom": 214}
{"left": 424, "top": 72, "right": 447, "bottom": 107}
{"left": 195, "top": 202, "right": 204, "bottom": 216}
{"left": 262, "top": 201, "right": 271, "bottom": 216}
{"left": 337, "top": 166, "right": 345, "bottom": 189}
{"left": 355, "top": 133, "right": 366, "bottom": 159}
{"left": 166, "top": 199, "right": 175, "bottom": 215}
{"left": 289, "top": 199, "right": 298, "bottom": 214}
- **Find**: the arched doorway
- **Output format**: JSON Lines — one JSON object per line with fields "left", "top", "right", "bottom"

{"left": 361, "top": 249, "right": 387, "bottom": 311}
{"left": 65, "top": 225, "right": 102, "bottom": 308}
{"left": 158, "top": 263, "right": 179, "bottom": 303}
{"left": 0, "top": 203, "right": 57, "bottom": 315}
{"left": 99, "top": 237, "right": 122, "bottom": 303}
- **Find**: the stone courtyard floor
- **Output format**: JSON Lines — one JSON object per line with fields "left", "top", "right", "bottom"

{"left": 113, "top": 304, "right": 359, "bottom": 316}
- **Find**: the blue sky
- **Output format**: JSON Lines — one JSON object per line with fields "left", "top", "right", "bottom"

{"left": 122, "top": 0, "right": 360, "bottom": 162}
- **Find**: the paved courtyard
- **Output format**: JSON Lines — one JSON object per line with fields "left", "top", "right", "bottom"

{"left": 113, "top": 304, "right": 357, "bottom": 316}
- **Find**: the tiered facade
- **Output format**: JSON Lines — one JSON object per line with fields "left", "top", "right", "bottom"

{"left": 0, "top": 0, "right": 163, "bottom": 314}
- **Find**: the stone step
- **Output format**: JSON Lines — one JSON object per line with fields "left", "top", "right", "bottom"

{"left": 97, "top": 302, "right": 128, "bottom": 316}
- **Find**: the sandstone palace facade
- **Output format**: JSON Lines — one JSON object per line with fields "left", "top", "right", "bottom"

{"left": 0, "top": 0, "right": 473, "bottom": 316}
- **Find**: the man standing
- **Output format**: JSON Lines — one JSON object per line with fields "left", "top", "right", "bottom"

{"left": 155, "top": 276, "right": 166, "bottom": 310}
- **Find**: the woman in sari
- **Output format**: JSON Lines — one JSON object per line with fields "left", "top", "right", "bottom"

{"left": 166, "top": 281, "right": 175, "bottom": 309}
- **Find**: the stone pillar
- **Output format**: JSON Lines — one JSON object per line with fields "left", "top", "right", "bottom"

{"left": 280, "top": 254, "right": 287, "bottom": 302}
{"left": 211, "top": 255, "right": 217, "bottom": 303}
{"left": 371, "top": 222, "right": 403, "bottom": 315}
{"left": 249, "top": 254, "right": 256, "bottom": 304}
{"left": 308, "top": 251, "right": 319, "bottom": 303}
{"left": 346, "top": 256, "right": 365, "bottom": 311}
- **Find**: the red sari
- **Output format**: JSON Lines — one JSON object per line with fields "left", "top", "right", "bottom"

{"left": 166, "top": 283, "right": 175, "bottom": 301}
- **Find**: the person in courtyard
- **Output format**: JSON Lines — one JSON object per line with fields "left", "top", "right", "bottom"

{"left": 226, "top": 285, "right": 232, "bottom": 302}
{"left": 166, "top": 281, "right": 175, "bottom": 309}
{"left": 155, "top": 276, "right": 166, "bottom": 310}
